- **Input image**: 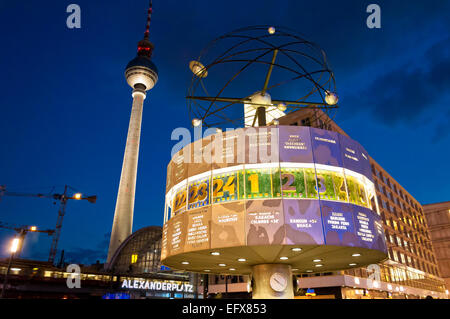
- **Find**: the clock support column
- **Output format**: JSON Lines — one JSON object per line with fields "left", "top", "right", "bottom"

{"left": 251, "top": 264, "right": 294, "bottom": 299}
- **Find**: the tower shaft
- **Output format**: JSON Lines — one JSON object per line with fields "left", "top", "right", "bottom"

{"left": 107, "top": 88, "right": 146, "bottom": 264}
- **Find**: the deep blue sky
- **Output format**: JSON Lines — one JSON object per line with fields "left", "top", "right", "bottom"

{"left": 0, "top": 1, "right": 449, "bottom": 264}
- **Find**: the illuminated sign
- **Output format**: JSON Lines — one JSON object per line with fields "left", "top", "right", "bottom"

{"left": 305, "top": 288, "right": 316, "bottom": 296}
{"left": 284, "top": 199, "right": 324, "bottom": 245}
{"left": 102, "top": 292, "right": 130, "bottom": 299}
{"left": 166, "top": 163, "right": 375, "bottom": 216}
{"left": 121, "top": 279, "right": 194, "bottom": 293}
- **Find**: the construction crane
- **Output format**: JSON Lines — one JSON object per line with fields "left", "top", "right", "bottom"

{"left": 0, "top": 185, "right": 97, "bottom": 264}
{"left": 0, "top": 222, "right": 55, "bottom": 256}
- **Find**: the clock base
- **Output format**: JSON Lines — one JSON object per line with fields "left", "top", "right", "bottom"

{"left": 252, "top": 264, "right": 294, "bottom": 299}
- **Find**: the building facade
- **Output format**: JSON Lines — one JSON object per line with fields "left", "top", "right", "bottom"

{"left": 107, "top": 226, "right": 199, "bottom": 299}
{"left": 278, "top": 108, "right": 447, "bottom": 298}
{"left": 423, "top": 201, "right": 450, "bottom": 291}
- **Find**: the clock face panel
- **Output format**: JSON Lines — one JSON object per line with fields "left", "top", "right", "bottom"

{"left": 270, "top": 272, "right": 288, "bottom": 292}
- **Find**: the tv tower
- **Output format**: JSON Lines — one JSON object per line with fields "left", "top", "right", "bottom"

{"left": 107, "top": 1, "right": 158, "bottom": 265}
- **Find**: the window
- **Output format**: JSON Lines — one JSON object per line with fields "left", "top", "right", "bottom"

{"left": 301, "top": 118, "right": 311, "bottom": 126}
{"left": 375, "top": 169, "right": 381, "bottom": 179}
{"left": 392, "top": 250, "right": 399, "bottom": 262}
{"left": 396, "top": 236, "right": 402, "bottom": 247}
{"left": 390, "top": 234, "right": 395, "bottom": 244}
{"left": 400, "top": 253, "right": 406, "bottom": 264}
{"left": 318, "top": 119, "right": 325, "bottom": 129}
{"left": 407, "top": 255, "right": 412, "bottom": 265}
{"left": 390, "top": 205, "right": 395, "bottom": 214}
{"left": 393, "top": 220, "right": 398, "bottom": 231}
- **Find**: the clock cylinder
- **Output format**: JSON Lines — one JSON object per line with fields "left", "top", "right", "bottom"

{"left": 161, "top": 126, "right": 388, "bottom": 299}
{"left": 252, "top": 264, "right": 293, "bottom": 299}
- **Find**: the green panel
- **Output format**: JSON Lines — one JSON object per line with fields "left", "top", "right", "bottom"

{"left": 244, "top": 168, "right": 272, "bottom": 199}
{"left": 332, "top": 171, "right": 348, "bottom": 202}
{"left": 238, "top": 170, "right": 245, "bottom": 200}
{"left": 356, "top": 180, "right": 369, "bottom": 208}
{"left": 272, "top": 168, "right": 281, "bottom": 198}
{"left": 304, "top": 168, "right": 318, "bottom": 199}
{"left": 346, "top": 175, "right": 359, "bottom": 205}
{"left": 317, "top": 170, "right": 336, "bottom": 200}
{"left": 280, "top": 168, "right": 306, "bottom": 198}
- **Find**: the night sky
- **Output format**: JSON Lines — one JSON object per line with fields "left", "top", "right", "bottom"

{"left": 0, "top": 1, "right": 449, "bottom": 264}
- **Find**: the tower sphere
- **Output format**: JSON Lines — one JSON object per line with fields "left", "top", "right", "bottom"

{"left": 125, "top": 56, "right": 158, "bottom": 90}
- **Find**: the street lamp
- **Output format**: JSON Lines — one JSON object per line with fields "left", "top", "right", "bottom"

{"left": 0, "top": 224, "right": 54, "bottom": 298}
{"left": 10, "top": 238, "right": 20, "bottom": 253}
{"left": 1, "top": 236, "right": 21, "bottom": 298}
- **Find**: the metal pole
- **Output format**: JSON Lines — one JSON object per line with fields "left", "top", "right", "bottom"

{"left": 49, "top": 185, "right": 68, "bottom": 263}
{"left": 1, "top": 250, "right": 15, "bottom": 298}
{"left": 194, "top": 273, "right": 199, "bottom": 299}
{"left": 203, "top": 274, "right": 209, "bottom": 299}
{"left": 257, "top": 106, "right": 267, "bottom": 127}
{"left": 16, "top": 230, "right": 27, "bottom": 258}
{"left": 261, "top": 49, "right": 278, "bottom": 96}
{"left": 225, "top": 275, "right": 228, "bottom": 299}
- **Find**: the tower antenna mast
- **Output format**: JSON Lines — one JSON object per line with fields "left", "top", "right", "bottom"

{"left": 144, "top": 0, "right": 153, "bottom": 39}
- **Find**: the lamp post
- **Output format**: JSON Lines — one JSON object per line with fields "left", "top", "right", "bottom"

{"left": 0, "top": 225, "right": 54, "bottom": 298}
{"left": 1, "top": 234, "right": 21, "bottom": 298}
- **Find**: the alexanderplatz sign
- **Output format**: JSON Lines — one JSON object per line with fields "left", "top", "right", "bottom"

{"left": 161, "top": 125, "right": 388, "bottom": 298}
{"left": 121, "top": 279, "right": 194, "bottom": 293}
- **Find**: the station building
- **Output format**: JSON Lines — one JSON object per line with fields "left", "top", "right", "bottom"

{"left": 0, "top": 226, "right": 197, "bottom": 299}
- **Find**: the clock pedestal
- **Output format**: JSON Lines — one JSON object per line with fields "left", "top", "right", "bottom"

{"left": 252, "top": 264, "right": 294, "bottom": 299}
